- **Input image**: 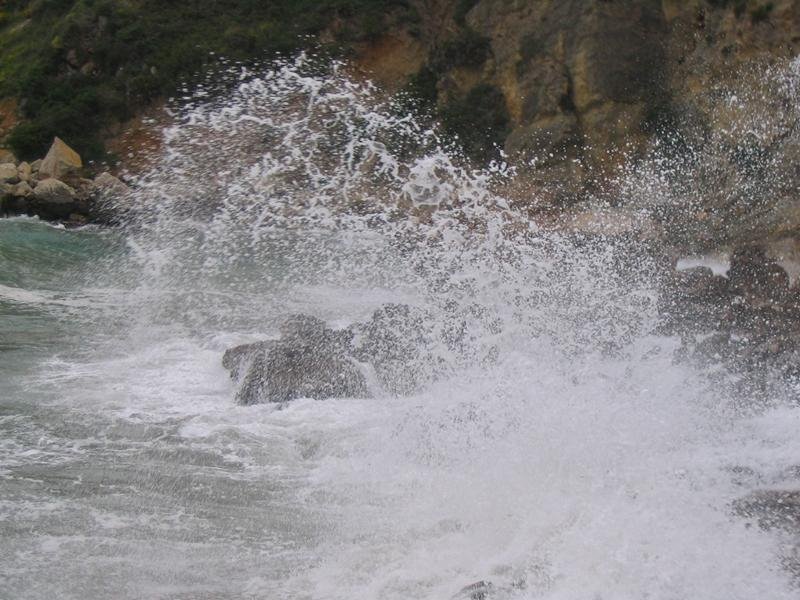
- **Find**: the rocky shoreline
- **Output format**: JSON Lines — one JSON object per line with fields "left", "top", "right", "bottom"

{"left": 222, "top": 241, "right": 800, "bottom": 407}
{"left": 0, "top": 138, "right": 128, "bottom": 226}
{"left": 3, "top": 133, "right": 799, "bottom": 590}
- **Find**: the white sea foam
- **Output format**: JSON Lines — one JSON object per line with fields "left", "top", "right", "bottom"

{"left": 2, "top": 55, "right": 799, "bottom": 599}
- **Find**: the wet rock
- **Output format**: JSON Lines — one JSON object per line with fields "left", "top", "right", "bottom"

{"left": 4, "top": 197, "right": 28, "bottom": 215}
{"left": 733, "top": 490, "right": 800, "bottom": 533}
{"left": 31, "top": 178, "right": 77, "bottom": 219}
{"left": 729, "top": 245, "right": 790, "bottom": 304}
{"left": 350, "top": 303, "right": 439, "bottom": 395}
{"left": 17, "top": 161, "right": 31, "bottom": 182}
{"left": 0, "top": 162, "right": 19, "bottom": 184}
{"left": 0, "top": 149, "right": 16, "bottom": 164}
{"left": 88, "top": 172, "right": 132, "bottom": 224}
{"left": 659, "top": 266, "right": 731, "bottom": 333}
{"left": 93, "top": 171, "right": 127, "bottom": 192}
{"left": 12, "top": 180, "right": 33, "bottom": 198}
{"left": 240, "top": 343, "right": 368, "bottom": 405}
{"left": 453, "top": 581, "right": 494, "bottom": 600}
{"left": 222, "top": 340, "right": 275, "bottom": 380}
{"left": 224, "top": 315, "right": 368, "bottom": 405}
{"left": 223, "top": 301, "right": 505, "bottom": 405}
{"left": 66, "top": 212, "right": 88, "bottom": 227}
{"left": 38, "top": 137, "right": 82, "bottom": 180}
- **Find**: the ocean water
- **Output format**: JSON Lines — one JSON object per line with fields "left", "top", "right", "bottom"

{"left": 1, "top": 57, "right": 799, "bottom": 599}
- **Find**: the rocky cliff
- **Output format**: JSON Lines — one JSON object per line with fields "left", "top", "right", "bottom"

{"left": 354, "top": 0, "right": 800, "bottom": 247}
{"left": 1, "top": 0, "right": 798, "bottom": 247}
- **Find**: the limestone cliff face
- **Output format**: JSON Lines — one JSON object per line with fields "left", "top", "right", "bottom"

{"left": 354, "top": 0, "right": 800, "bottom": 245}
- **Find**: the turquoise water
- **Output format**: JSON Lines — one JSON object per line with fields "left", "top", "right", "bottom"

{"left": 0, "top": 218, "right": 327, "bottom": 599}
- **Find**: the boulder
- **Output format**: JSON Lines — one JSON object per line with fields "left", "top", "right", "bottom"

{"left": 30, "top": 159, "right": 42, "bottom": 173}
{"left": 12, "top": 181, "right": 33, "bottom": 197}
{"left": 17, "top": 161, "right": 31, "bottom": 182}
{"left": 349, "top": 303, "right": 440, "bottom": 395}
{"left": 38, "top": 137, "right": 82, "bottom": 180}
{"left": 88, "top": 172, "right": 132, "bottom": 224}
{"left": 223, "top": 304, "right": 499, "bottom": 404}
{"left": 453, "top": 581, "right": 495, "bottom": 600}
{"left": 93, "top": 171, "right": 127, "bottom": 192}
{"left": 238, "top": 344, "right": 368, "bottom": 405}
{"left": 31, "top": 178, "right": 77, "bottom": 219}
{"left": 0, "top": 149, "right": 16, "bottom": 164}
{"left": 1, "top": 194, "right": 28, "bottom": 215}
{"left": 0, "top": 162, "right": 19, "bottom": 184}
{"left": 224, "top": 314, "right": 368, "bottom": 405}
{"left": 658, "top": 266, "right": 731, "bottom": 333}
{"left": 728, "top": 245, "right": 790, "bottom": 303}
{"left": 222, "top": 340, "right": 275, "bottom": 380}
{"left": 733, "top": 490, "right": 800, "bottom": 533}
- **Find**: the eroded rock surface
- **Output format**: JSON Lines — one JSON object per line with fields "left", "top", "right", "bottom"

{"left": 223, "top": 303, "right": 502, "bottom": 405}
{"left": 659, "top": 243, "right": 800, "bottom": 387}
{"left": 223, "top": 315, "right": 368, "bottom": 405}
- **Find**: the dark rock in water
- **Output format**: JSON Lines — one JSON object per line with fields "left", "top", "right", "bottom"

{"left": 279, "top": 313, "right": 353, "bottom": 353}
{"left": 87, "top": 172, "right": 132, "bottom": 225}
{"left": 1, "top": 187, "right": 28, "bottom": 216}
{"left": 240, "top": 343, "right": 368, "bottom": 404}
{"left": 453, "top": 581, "right": 494, "bottom": 600}
{"left": 733, "top": 490, "right": 800, "bottom": 533}
{"left": 223, "top": 300, "right": 504, "bottom": 404}
{"left": 659, "top": 266, "right": 731, "bottom": 333}
{"left": 30, "top": 178, "right": 77, "bottom": 219}
{"left": 728, "top": 245, "right": 790, "bottom": 303}
{"left": 221, "top": 340, "right": 275, "bottom": 380}
{"left": 349, "top": 303, "right": 440, "bottom": 395}
{"left": 734, "top": 490, "right": 800, "bottom": 581}
{"left": 223, "top": 314, "right": 368, "bottom": 405}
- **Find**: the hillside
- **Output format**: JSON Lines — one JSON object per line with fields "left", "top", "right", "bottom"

{"left": 0, "top": 0, "right": 414, "bottom": 161}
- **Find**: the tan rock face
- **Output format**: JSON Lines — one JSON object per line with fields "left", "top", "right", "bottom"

{"left": 17, "top": 161, "right": 31, "bottom": 182}
{"left": 12, "top": 181, "right": 33, "bottom": 198}
{"left": 465, "top": 0, "right": 666, "bottom": 160}
{"left": 0, "top": 163, "right": 19, "bottom": 183}
{"left": 38, "top": 137, "right": 83, "bottom": 180}
{"left": 352, "top": 32, "right": 426, "bottom": 91}
{"left": 356, "top": 0, "right": 799, "bottom": 244}
{"left": 0, "top": 149, "right": 16, "bottom": 164}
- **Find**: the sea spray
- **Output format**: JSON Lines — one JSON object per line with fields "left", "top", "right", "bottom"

{"left": 1, "top": 55, "right": 798, "bottom": 599}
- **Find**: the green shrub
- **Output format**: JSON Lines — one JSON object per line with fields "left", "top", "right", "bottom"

{"left": 750, "top": 2, "right": 774, "bottom": 22}
{"left": 2, "top": 0, "right": 417, "bottom": 160}
{"left": 454, "top": 0, "right": 480, "bottom": 26}
{"left": 706, "top": 0, "right": 748, "bottom": 17}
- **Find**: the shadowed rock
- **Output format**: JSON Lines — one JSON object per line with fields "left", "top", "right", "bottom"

{"left": 658, "top": 266, "right": 731, "bottom": 333}
{"left": 224, "top": 315, "right": 367, "bottom": 405}
{"left": 453, "top": 581, "right": 494, "bottom": 600}
{"left": 223, "top": 302, "right": 505, "bottom": 404}
{"left": 88, "top": 172, "right": 132, "bottom": 224}
{"left": 31, "top": 178, "right": 77, "bottom": 219}
{"left": 728, "top": 246, "right": 791, "bottom": 304}
{"left": 734, "top": 490, "right": 800, "bottom": 533}
{"left": 349, "top": 303, "right": 440, "bottom": 395}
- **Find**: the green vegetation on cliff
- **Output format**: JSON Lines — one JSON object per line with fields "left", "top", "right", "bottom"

{"left": 0, "top": 0, "right": 414, "bottom": 161}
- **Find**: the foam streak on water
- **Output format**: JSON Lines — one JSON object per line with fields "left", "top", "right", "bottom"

{"left": 1, "top": 56, "right": 799, "bottom": 599}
